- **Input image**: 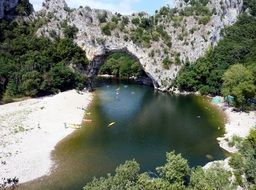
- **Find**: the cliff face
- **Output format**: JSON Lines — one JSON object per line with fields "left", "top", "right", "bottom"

{"left": 36, "top": 0, "right": 243, "bottom": 91}
{"left": 0, "top": 0, "right": 19, "bottom": 18}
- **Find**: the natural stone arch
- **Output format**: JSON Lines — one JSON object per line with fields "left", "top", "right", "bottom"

{"left": 81, "top": 39, "right": 178, "bottom": 92}
{"left": 86, "top": 48, "right": 158, "bottom": 91}
{"left": 38, "top": 0, "right": 243, "bottom": 91}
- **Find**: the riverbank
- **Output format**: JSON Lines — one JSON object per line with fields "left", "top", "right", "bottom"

{"left": 204, "top": 100, "right": 255, "bottom": 179}
{"left": 216, "top": 104, "right": 256, "bottom": 153}
{"left": 169, "top": 89, "right": 255, "bottom": 153}
{"left": 175, "top": 91, "right": 256, "bottom": 153}
{"left": 0, "top": 90, "right": 93, "bottom": 184}
{"left": 199, "top": 97, "right": 255, "bottom": 175}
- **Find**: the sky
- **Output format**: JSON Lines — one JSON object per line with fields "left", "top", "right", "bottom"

{"left": 30, "top": 0, "right": 174, "bottom": 15}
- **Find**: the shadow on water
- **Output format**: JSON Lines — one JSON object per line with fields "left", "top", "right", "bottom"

{"left": 19, "top": 79, "right": 227, "bottom": 190}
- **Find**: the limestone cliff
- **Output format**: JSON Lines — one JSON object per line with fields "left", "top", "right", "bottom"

{"left": 36, "top": 0, "right": 243, "bottom": 91}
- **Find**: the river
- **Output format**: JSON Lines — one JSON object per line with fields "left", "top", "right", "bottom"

{"left": 19, "top": 79, "right": 226, "bottom": 190}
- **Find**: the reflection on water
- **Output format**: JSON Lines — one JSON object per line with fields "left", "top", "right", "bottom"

{"left": 19, "top": 79, "right": 226, "bottom": 190}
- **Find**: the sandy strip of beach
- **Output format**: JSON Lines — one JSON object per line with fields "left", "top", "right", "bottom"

{"left": 205, "top": 101, "right": 255, "bottom": 170}
{"left": 217, "top": 106, "right": 256, "bottom": 153}
{"left": 0, "top": 90, "right": 93, "bottom": 184}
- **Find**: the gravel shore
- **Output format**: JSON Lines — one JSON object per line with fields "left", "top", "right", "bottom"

{"left": 0, "top": 90, "right": 93, "bottom": 184}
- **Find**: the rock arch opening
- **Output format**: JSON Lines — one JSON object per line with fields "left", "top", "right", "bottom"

{"left": 86, "top": 48, "right": 155, "bottom": 91}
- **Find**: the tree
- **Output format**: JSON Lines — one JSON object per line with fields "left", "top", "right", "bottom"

{"left": 221, "top": 64, "right": 256, "bottom": 105}
{"left": 111, "top": 160, "right": 140, "bottom": 189}
{"left": 137, "top": 173, "right": 186, "bottom": 190}
{"left": 229, "top": 130, "right": 256, "bottom": 189}
{"left": 244, "top": 0, "right": 256, "bottom": 16}
{"left": 15, "top": 0, "right": 33, "bottom": 16}
{"left": 20, "top": 71, "right": 42, "bottom": 97}
{"left": 156, "top": 151, "right": 190, "bottom": 185}
{"left": 45, "top": 64, "right": 76, "bottom": 92}
{"left": 189, "top": 165, "right": 233, "bottom": 190}
{"left": 83, "top": 160, "right": 140, "bottom": 190}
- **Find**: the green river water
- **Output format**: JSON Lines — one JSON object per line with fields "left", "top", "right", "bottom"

{"left": 19, "top": 79, "right": 226, "bottom": 190}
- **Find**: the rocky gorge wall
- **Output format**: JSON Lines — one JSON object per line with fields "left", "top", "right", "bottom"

{"left": 36, "top": 0, "right": 243, "bottom": 91}
{"left": 0, "top": 0, "right": 19, "bottom": 18}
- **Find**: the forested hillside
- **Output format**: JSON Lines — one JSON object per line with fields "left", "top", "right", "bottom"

{"left": 0, "top": 15, "right": 89, "bottom": 103}
{"left": 176, "top": 0, "right": 256, "bottom": 107}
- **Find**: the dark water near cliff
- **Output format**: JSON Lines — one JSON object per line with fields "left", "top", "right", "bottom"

{"left": 20, "top": 79, "right": 226, "bottom": 190}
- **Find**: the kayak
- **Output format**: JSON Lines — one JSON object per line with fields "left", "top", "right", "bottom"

{"left": 108, "top": 122, "right": 116, "bottom": 128}
{"left": 69, "top": 124, "right": 82, "bottom": 129}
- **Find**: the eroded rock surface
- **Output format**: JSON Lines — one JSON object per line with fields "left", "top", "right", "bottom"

{"left": 37, "top": 0, "right": 243, "bottom": 90}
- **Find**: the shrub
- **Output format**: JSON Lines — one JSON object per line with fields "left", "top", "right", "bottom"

{"left": 162, "top": 56, "right": 172, "bottom": 69}
{"left": 97, "top": 11, "right": 108, "bottom": 23}
{"left": 121, "top": 16, "right": 130, "bottom": 26}
{"left": 101, "top": 22, "right": 116, "bottom": 36}
{"left": 132, "top": 17, "right": 140, "bottom": 25}
{"left": 199, "top": 15, "right": 211, "bottom": 25}
{"left": 63, "top": 24, "right": 78, "bottom": 39}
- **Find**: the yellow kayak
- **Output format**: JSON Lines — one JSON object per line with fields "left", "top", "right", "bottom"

{"left": 69, "top": 124, "right": 82, "bottom": 129}
{"left": 108, "top": 122, "right": 116, "bottom": 128}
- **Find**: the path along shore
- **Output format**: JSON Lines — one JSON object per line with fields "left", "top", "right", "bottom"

{"left": 0, "top": 90, "right": 93, "bottom": 184}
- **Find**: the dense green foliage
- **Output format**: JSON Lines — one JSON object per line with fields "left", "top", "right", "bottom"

{"left": 84, "top": 160, "right": 141, "bottom": 190}
{"left": 229, "top": 130, "right": 256, "bottom": 189}
{"left": 156, "top": 152, "right": 190, "bottom": 186}
{"left": 176, "top": 11, "right": 256, "bottom": 106}
{"left": 84, "top": 130, "right": 256, "bottom": 190}
{"left": 0, "top": 18, "right": 88, "bottom": 102}
{"left": 83, "top": 151, "right": 233, "bottom": 190}
{"left": 189, "top": 166, "right": 233, "bottom": 190}
{"left": 99, "top": 53, "right": 145, "bottom": 78}
{"left": 222, "top": 64, "right": 255, "bottom": 106}
{"left": 15, "top": 0, "right": 34, "bottom": 16}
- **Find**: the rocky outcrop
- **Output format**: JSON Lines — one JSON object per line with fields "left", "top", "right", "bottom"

{"left": 36, "top": 0, "right": 243, "bottom": 91}
{"left": 0, "top": 0, "right": 19, "bottom": 18}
